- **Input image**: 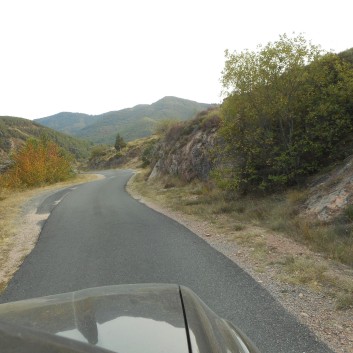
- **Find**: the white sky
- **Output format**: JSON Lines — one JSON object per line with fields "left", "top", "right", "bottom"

{"left": 0, "top": 0, "right": 352, "bottom": 119}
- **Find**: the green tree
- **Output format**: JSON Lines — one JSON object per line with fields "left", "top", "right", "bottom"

{"left": 114, "top": 133, "right": 126, "bottom": 151}
{"left": 218, "top": 34, "right": 353, "bottom": 192}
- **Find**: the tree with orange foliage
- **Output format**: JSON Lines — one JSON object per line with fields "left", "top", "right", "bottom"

{"left": 6, "top": 138, "right": 73, "bottom": 188}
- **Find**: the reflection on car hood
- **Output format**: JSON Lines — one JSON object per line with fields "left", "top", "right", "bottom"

{"left": 0, "top": 284, "right": 260, "bottom": 353}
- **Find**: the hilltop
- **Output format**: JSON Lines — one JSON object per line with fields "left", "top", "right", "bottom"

{"left": 0, "top": 116, "right": 91, "bottom": 170}
{"left": 35, "top": 96, "right": 214, "bottom": 144}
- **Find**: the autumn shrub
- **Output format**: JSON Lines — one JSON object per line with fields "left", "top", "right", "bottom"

{"left": 5, "top": 138, "right": 73, "bottom": 188}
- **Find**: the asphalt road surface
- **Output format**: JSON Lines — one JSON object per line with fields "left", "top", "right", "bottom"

{"left": 0, "top": 170, "right": 333, "bottom": 353}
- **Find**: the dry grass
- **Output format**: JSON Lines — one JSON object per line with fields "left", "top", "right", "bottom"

{"left": 129, "top": 171, "right": 353, "bottom": 310}
{"left": 336, "top": 291, "right": 353, "bottom": 310}
{"left": 278, "top": 256, "right": 328, "bottom": 289}
{"left": 278, "top": 255, "right": 353, "bottom": 309}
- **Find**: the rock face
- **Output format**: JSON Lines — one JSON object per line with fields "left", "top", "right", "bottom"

{"left": 148, "top": 111, "right": 220, "bottom": 182}
{"left": 305, "top": 155, "right": 353, "bottom": 221}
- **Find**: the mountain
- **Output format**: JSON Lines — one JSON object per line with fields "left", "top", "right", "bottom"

{"left": 0, "top": 116, "right": 91, "bottom": 169}
{"left": 35, "top": 97, "right": 215, "bottom": 144}
{"left": 35, "top": 112, "right": 101, "bottom": 135}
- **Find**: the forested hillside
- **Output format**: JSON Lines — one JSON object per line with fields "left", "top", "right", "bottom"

{"left": 35, "top": 96, "right": 214, "bottom": 144}
{"left": 35, "top": 112, "right": 100, "bottom": 135}
{"left": 0, "top": 116, "right": 91, "bottom": 170}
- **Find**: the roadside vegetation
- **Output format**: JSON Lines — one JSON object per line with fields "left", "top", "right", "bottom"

{"left": 131, "top": 34, "right": 353, "bottom": 267}
{"left": 0, "top": 137, "right": 74, "bottom": 189}
{"left": 214, "top": 34, "right": 353, "bottom": 275}
{"left": 126, "top": 34, "right": 353, "bottom": 311}
{"left": 217, "top": 34, "right": 353, "bottom": 193}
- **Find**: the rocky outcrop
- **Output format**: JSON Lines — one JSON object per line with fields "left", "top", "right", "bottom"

{"left": 305, "top": 155, "right": 353, "bottom": 221}
{"left": 148, "top": 110, "right": 220, "bottom": 182}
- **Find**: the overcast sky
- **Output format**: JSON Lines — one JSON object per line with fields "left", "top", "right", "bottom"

{"left": 0, "top": 0, "right": 352, "bottom": 120}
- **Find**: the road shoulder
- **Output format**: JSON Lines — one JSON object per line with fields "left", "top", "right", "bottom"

{"left": 126, "top": 172, "right": 353, "bottom": 353}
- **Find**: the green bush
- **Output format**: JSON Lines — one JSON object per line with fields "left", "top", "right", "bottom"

{"left": 218, "top": 34, "right": 353, "bottom": 193}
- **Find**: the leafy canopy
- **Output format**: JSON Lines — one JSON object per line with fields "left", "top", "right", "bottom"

{"left": 218, "top": 34, "right": 353, "bottom": 192}
{"left": 222, "top": 34, "right": 322, "bottom": 96}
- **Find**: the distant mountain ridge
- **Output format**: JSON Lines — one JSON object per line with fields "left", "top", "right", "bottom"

{"left": 35, "top": 112, "right": 101, "bottom": 135}
{"left": 35, "top": 96, "right": 215, "bottom": 144}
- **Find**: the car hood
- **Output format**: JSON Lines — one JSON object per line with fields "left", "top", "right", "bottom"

{"left": 0, "top": 284, "right": 259, "bottom": 353}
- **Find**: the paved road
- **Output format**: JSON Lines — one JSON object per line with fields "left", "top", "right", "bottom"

{"left": 0, "top": 170, "right": 332, "bottom": 353}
